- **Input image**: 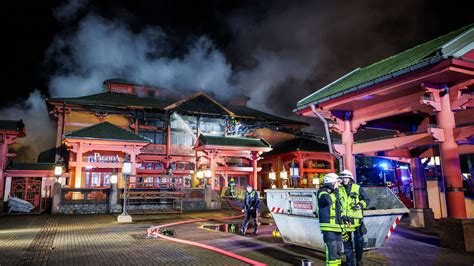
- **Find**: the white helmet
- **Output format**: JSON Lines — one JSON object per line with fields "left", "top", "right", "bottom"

{"left": 339, "top": 169, "right": 354, "bottom": 179}
{"left": 323, "top": 173, "right": 339, "bottom": 184}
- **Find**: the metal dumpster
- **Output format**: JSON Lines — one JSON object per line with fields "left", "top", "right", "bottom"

{"left": 265, "top": 187, "right": 409, "bottom": 251}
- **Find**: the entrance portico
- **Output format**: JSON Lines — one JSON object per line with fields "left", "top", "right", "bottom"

{"left": 194, "top": 134, "right": 271, "bottom": 192}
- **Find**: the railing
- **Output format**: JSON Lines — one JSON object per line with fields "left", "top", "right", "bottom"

{"left": 126, "top": 189, "right": 185, "bottom": 214}
{"left": 61, "top": 188, "right": 110, "bottom": 203}
{"left": 182, "top": 188, "right": 205, "bottom": 200}
{"left": 171, "top": 145, "right": 195, "bottom": 156}
{"left": 130, "top": 176, "right": 190, "bottom": 189}
{"left": 140, "top": 144, "right": 166, "bottom": 154}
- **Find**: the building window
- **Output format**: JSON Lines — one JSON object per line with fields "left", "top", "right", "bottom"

{"left": 199, "top": 117, "right": 225, "bottom": 135}
{"left": 139, "top": 131, "right": 164, "bottom": 144}
{"left": 85, "top": 172, "right": 112, "bottom": 187}
{"left": 171, "top": 131, "right": 194, "bottom": 146}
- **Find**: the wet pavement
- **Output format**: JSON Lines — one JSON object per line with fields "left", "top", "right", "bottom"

{"left": 1, "top": 211, "right": 473, "bottom": 265}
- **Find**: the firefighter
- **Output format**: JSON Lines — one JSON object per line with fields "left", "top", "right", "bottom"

{"left": 229, "top": 178, "right": 236, "bottom": 198}
{"left": 240, "top": 184, "right": 260, "bottom": 235}
{"left": 318, "top": 173, "right": 343, "bottom": 266}
{"left": 339, "top": 169, "right": 370, "bottom": 266}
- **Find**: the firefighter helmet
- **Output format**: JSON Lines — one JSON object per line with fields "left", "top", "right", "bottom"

{"left": 323, "top": 173, "right": 339, "bottom": 184}
{"left": 339, "top": 169, "right": 354, "bottom": 180}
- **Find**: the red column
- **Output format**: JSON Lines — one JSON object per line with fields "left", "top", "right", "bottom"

{"left": 252, "top": 152, "right": 258, "bottom": 190}
{"left": 437, "top": 89, "right": 467, "bottom": 218}
{"left": 342, "top": 119, "right": 356, "bottom": 180}
{"left": 410, "top": 157, "right": 429, "bottom": 209}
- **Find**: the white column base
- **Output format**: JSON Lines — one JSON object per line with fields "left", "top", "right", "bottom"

{"left": 117, "top": 214, "right": 133, "bottom": 223}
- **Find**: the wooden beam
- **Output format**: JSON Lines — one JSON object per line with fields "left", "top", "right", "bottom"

{"left": 353, "top": 131, "right": 443, "bottom": 154}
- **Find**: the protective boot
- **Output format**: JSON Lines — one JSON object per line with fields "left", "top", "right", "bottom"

{"left": 253, "top": 226, "right": 258, "bottom": 235}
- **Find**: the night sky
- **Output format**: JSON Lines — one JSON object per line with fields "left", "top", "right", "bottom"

{"left": 1, "top": 0, "right": 473, "bottom": 137}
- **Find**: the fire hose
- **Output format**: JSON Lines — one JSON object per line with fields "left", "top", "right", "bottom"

{"left": 146, "top": 200, "right": 266, "bottom": 266}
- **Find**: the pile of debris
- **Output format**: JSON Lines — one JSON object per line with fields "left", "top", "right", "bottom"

{"left": 8, "top": 196, "right": 34, "bottom": 213}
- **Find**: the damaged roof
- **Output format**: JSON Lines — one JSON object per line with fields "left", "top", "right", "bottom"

{"left": 49, "top": 91, "right": 308, "bottom": 126}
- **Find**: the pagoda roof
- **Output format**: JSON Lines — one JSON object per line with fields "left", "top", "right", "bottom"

{"left": 48, "top": 91, "right": 308, "bottom": 127}
{"left": 196, "top": 134, "right": 271, "bottom": 149}
{"left": 64, "top": 122, "right": 150, "bottom": 143}
{"left": 48, "top": 92, "right": 176, "bottom": 110}
{"left": 262, "top": 137, "right": 329, "bottom": 157}
{"left": 296, "top": 24, "right": 473, "bottom": 109}
{"left": 7, "top": 162, "right": 56, "bottom": 171}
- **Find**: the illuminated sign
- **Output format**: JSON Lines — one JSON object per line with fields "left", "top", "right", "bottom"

{"left": 87, "top": 153, "right": 121, "bottom": 163}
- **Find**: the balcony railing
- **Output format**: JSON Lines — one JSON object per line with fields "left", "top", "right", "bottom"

{"left": 171, "top": 145, "right": 195, "bottom": 156}
{"left": 139, "top": 144, "right": 194, "bottom": 155}
{"left": 140, "top": 144, "right": 166, "bottom": 154}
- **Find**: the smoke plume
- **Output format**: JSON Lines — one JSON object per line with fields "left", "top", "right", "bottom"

{"left": 0, "top": 91, "right": 56, "bottom": 162}
{"left": 2, "top": 0, "right": 472, "bottom": 162}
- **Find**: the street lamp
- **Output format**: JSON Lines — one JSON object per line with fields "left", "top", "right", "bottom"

{"left": 204, "top": 167, "right": 212, "bottom": 187}
{"left": 52, "top": 161, "right": 64, "bottom": 214}
{"left": 54, "top": 162, "right": 63, "bottom": 184}
{"left": 312, "top": 176, "right": 320, "bottom": 189}
{"left": 280, "top": 166, "right": 288, "bottom": 189}
{"left": 118, "top": 155, "right": 132, "bottom": 223}
{"left": 269, "top": 167, "right": 276, "bottom": 189}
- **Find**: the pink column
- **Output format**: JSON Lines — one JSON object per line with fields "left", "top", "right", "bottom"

{"left": 437, "top": 89, "right": 467, "bottom": 218}
{"left": 210, "top": 151, "right": 215, "bottom": 190}
{"left": 410, "top": 157, "right": 429, "bottom": 209}
{"left": 129, "top": 149, "right": 137, "bottom": 188}
{"left": 297, "top": 154, "right": 304, "bottom": 187}
{"left": 74, "top": 143, "right": 83, "bottom": 188}
{"left": 252, "top": 152, "right": 258, "bottom": 190}
{"left": 55, "top": 111, "right": 64, "bottom": 162}
{"left": 342, "top": 119, "right": 356, "bottom": 180}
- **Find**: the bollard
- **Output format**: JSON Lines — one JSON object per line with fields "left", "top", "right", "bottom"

{"left": 301, "top": 259, "right": 313, "bottom": 266}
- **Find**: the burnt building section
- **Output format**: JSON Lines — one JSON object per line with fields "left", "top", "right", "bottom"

{"left": 41, "top": 79, "right": 311, "bottom": 214}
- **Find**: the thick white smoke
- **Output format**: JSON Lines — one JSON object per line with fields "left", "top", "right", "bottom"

{"left": 47, "top": 14, "right": 234, "bottom": 98}
{"left": 1, "top": 0, "right": 432, "bottom": 162}
{"left": 0, "top": 91, "right": 56, "bottom": 162}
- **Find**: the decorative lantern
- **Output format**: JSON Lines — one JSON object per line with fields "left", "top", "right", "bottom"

{"left": 269, "top": 167, "right": 276, "bottom": 189}
{"left": 280, "top": 166, "right": 288, "bottom": 189}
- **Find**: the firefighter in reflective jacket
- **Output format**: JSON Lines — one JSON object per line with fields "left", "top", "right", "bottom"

{"left": 317, "top": 173, "right": 343, "bottom": 266}
{"left": 229, "top": 178, "right": 236, "bottom": 198}
{"left": 339, "top": 169, "right": 370, "bottom": 266}
{"left": 240, "top": 184, "right": 260, "bottom": 235}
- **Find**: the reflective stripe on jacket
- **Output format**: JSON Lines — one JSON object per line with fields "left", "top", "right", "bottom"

{"left": 339, "top": 183, "right": 369, "bottom": 230}
{"left": 318, "top": 187, "right": 342, "bottom": 232}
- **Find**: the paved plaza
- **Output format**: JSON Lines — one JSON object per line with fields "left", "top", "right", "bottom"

{"left": 0, "top": 211, "right": 473, "bottom": 265}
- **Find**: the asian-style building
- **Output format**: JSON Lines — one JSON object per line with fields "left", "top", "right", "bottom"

{"left": 2, "top": 78, "right": 343, "bottom": 215}
{"left": 45, "top": 79, "right": 309, "bottom": 195}
{"left": 295, "top": 24, "right": 473, "bottom": 250}
{"left": 0, "top": 120, "right": 26, "bottom": 211}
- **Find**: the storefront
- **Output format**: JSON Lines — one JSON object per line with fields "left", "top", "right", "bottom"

{"left": 259, "top": 138, "right": 336, "bottom": 190}
{"left": 63, "top": 122, "right": 150, "bottom": 192}
{"left": 194, "top": 134, "right": 272, "bottom": 192}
